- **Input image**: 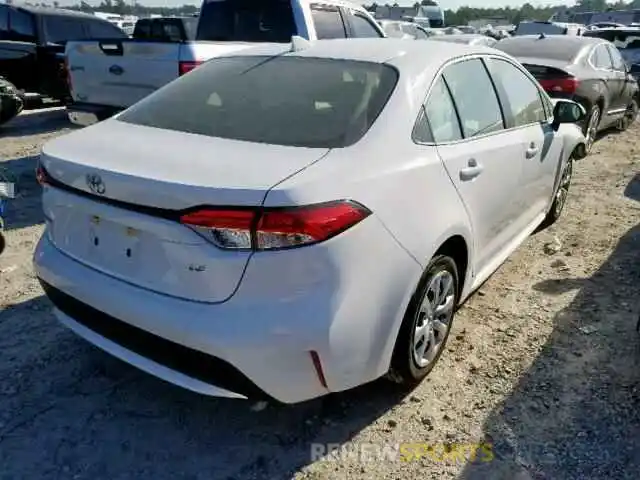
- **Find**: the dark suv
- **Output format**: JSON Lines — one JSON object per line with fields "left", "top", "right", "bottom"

{"left": 0, "top": 5, "right": 127, "bottom": 103}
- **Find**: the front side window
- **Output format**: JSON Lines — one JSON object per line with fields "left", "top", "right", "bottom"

{"left": 118, "top": 56, "right": 399, "bottom": 149}
{"left": 486, "top": 58, "right": 546, "bottom": 128}
{"left": 310, "top": 4, "right": 346, "bottom": 39}
{"left": 348, "top": 12, "right": 383, "bottom": 38}
{"left": 45, "top": 17, "right": 87, "bottom": 44}
{"left": 9, "top": 9, "right": 35, "bottom": 42}
{"left": 196, "top": 0, "right": 296, "bottom": 42}
{"left": 591, "top": 44, "right": 613, "bottom": 70}
{"left": 423, "top": 76, "right": 462, "bottom": 143}
{"left": 443, "top": 58, "right": 504, "bottom": 138}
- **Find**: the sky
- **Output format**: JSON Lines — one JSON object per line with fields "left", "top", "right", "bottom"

{"left": 49, "top": 0, "right": 576, "bottom": 10}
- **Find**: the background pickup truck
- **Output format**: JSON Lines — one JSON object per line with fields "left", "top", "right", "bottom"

{"left": 65, "top": 0, "right": 385, "bottom": 126}
{"left": 0, "top": 5, "right": 128, "bottom": 105}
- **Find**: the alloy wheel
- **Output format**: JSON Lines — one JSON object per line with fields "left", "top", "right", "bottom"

{"left": 412, "top": 270, "right": 456, "bottom": 368}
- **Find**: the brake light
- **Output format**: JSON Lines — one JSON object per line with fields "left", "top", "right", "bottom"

{"left": 178, "top": 60, "right": 202, "bottom": 76}
{"left": 539, "top": 77, "right": 579, "bottom": 94}
{"left": 179, "top": 201, "right": 371, "bottom": 250}
{"left": 35, "top": 164, "right": 51, "bottom": 186}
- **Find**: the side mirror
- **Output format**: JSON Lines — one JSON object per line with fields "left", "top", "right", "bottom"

{"left": 552, "top": 100, "right": 586, "bottom": 130}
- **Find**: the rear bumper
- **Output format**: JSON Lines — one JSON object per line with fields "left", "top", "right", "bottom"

{"left": 34, "top": 220, "right": 421, "bottom": 403}
{"left": 67, "top": 102, "right": 123, "bottom": 127}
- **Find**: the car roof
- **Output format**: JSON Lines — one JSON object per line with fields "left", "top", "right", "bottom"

{"left": 13, "top": 5, "right": 98, "bottom": 19}
{"left": 224, "top": 38, "right": 499, "bottom": 72}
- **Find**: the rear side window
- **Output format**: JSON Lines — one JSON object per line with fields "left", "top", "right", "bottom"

{"left": 310, "top": 4, "right": 346, "bottom": 39}
{"left": 423, "top": 76, "right": 462, "bottom": 143}
{"left": 443, "top": 59, "right": 504, "bottom": 138}
{"left": 133, "top": 20, "right": 151, "bottom": 38}
{"left": 197, "top": 0, "right": 296, "bottom": 42}
{"left": 118, "top": 56, "right": 398, "bottom": 148}
{"left": 87, "top": 20, "right": 128, "bottom": 39}
{"left": 8, "top": 8, "right": 36, "bottom": 42}
{"left": 347, "top": 12, "right": 383, "bottom": 38}
{"left": 591, "top": 44, "right": 613, "bottom": 69}
{"left": 183, "top": 18, "right": 198, "bottom": 40}
{"left": 44, "top": 16, "right": 88, "bottom": 44}
{"left": 486, "top": 58, "right": 546, "bottom": 128}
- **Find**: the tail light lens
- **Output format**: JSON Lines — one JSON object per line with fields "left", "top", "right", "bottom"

{"left": 179, "top": 201, "right": 371, "bottom": 251}
{"left": 178, "top": 60, "right": 203, "bottom": 76}
{"left": 539, "top": 77, "right": 579, "bottom": 94}
{"left": 35, "top": 164, "right": 51, "bottom": 186}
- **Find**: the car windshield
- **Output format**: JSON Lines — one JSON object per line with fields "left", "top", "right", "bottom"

{"left": 495, "top": 38, "right": 582, "bottom": 62}
{"left": 196, "top": 0, "right": 296, "bottom": 42}
{"left": 117, "top": 56, "right": 399, "bottom": 148}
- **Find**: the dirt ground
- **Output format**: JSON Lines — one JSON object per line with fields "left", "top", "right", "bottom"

{"left": 0, "top": 108, "right": 639, "bottom": 480}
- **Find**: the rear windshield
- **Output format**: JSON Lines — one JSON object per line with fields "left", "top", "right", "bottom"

{"left": 196, "top": 0, "right": 296, "bottom": 42}
{"left": 515, "top": 22, "right": 568, "bottom": 36}
{"left": 118, "top": 56, "right": 399, "bottom": 148}
{"left": 495, "top": 38, "right": 582, "bottom": 62}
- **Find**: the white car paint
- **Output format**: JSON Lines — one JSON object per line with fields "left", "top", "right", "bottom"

{"left": 35, "top": 39, "right": 586, "bottom": 404}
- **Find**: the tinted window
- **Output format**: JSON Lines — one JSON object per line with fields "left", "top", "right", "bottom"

{"left": 591, "top": 44, "right": 613, "bottom": 69}
{"left": 443, "top": 59, "right": 504, "bottom": 138}
{"left": 0, "top": 6, "right": 9, "bottom": 38}
{"left": 486, "top": 58, "right": 546, "bottom": 128}
{"left": 87, "top": 20, "right": 128, "bottom": 39}
{"left": 133, "top": 20, "right": 151, "bottom": 38}
{"left": 45, "top": 16, "right": 87, "bottom": 44}
{"left": 349, "top": 13, "right": 382, "bottom": 38}
{"left": 423, "top": 76, "right": 462, "bottom": 143}
{"left": 162, "top": 21, "right": 183, "bottom": 42}
{"left": 310, "top": 4, "right": 346, "bottom": 39}
{"left": 118, "top": 56, "right": 399, "bottom": 148}
{"left": 607, "top": 45, "right": 627, "bottom": 71}
{"left": 9, "top": 9, "right": 36, "bottom": 42}
{"left": 183, "top": 18, "right": 198, "bottom": 40}
{"left": 196, "top": 0, "right": 296, "bottom": 42}
{"left": 515, "top": 22, "right": 567, "bottom": 36}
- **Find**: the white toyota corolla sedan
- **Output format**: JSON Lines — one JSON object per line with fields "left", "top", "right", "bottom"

{"left": 34, "top": 38, "right": 586, "bottom": 404}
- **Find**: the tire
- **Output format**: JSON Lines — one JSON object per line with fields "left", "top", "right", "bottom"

{"left": 389, "top": 255, "right": 459, "bottom": 385}
{"left": 0, "top": 230, "right": 5, "bottom": 256}
{"left": 538, "top": 154, "right": 573, "bottom": 231}
{"left": 582, "top": 104, "right": 601, "bottom": 154}
{"left": 618, "top": 99, "right": 638, "bottom": 132}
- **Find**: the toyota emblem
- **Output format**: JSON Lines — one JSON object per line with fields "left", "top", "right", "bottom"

{"left": 86, "top": 173, "right": 106, "bottom": 195}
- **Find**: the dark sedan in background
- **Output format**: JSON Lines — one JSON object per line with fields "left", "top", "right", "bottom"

{"left": 495, "top": 34, "right": 639, "bottom": 152}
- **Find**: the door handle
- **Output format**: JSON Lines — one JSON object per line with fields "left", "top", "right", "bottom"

{"left": 525, "top": 143, "right": 539, "bottom": 159}
{"left": 459, "top": 158, "right": 484, "bottom": 181}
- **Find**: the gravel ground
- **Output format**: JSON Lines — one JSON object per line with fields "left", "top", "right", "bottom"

{"left": 0, "top": 109, "right": 639, "bottom": 480}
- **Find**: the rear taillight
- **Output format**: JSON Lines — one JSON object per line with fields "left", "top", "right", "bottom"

{"left": 179, "top": 201, "right": 371, "bottom": 251}
{"left": 178, "top": 60, "right": 202, "bottom": 76}
{"left": 539, "top": 77, "right": 579, "bottom": 94}
{"left": 36, "top": 164, "right": 51, "bottom": 186}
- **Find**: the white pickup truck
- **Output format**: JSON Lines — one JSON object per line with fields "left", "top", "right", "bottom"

{"left": 65, "top": 0, "right": 385, "bottom": 126}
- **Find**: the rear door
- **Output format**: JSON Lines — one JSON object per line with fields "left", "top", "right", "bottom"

{"left": 589, "top": 43, "right": 623, "bottom": 123}
{"left": 607, "top": 43, "right": 637, "bottom": 110}
{"left": 425, "top": 57, "right": 528, "bottom": 275}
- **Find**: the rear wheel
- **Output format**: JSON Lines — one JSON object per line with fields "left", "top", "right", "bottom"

{"left": 583, "top": 104, "right": 601, "bottom": 153}
{"left": 389, "top": 255, "right": 459, "bottom": 385}
{"left": 618, "top": 99, "right": 638, "bottom": 131}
